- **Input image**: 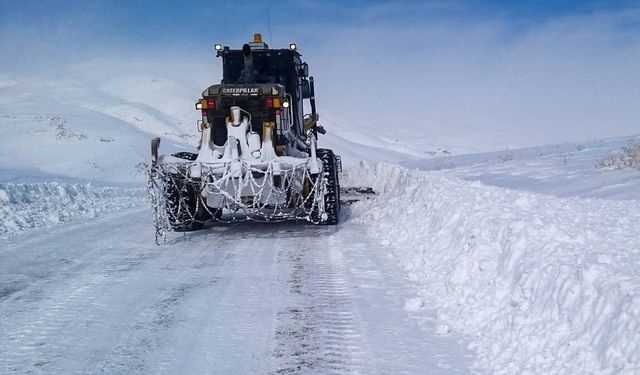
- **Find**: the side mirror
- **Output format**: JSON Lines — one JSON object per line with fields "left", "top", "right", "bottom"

{"left": 298, "top": 62, "right": 309, "bottom": 77}
{"left": 301, "top": 79, "right": 311, "bottom": 99}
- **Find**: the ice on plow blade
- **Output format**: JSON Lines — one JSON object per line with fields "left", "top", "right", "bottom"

{"left": 147, "top": 160, "right": 327, "bottom": 243}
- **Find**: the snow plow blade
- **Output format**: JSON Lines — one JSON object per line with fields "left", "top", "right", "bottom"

{"left": 147, "top": 149, "right": 339, "bottom": 243}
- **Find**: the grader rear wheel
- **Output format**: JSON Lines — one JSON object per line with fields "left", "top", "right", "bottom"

{"left": 312, "top": 148, "right": 341, "bottom": 225}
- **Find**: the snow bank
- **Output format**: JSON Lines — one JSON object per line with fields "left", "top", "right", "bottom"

{"left": 0, "top": 182, "right": 145, "bottom": 238}
{"left": 345, "top": 162, "right": 640, "bottom": 374}
{"left": 598, "top": 141, "right": 640, "bottom": 171}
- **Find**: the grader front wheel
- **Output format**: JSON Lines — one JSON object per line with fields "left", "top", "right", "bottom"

{"left": 164, "top": 174, "right": 208, "bottom": 232}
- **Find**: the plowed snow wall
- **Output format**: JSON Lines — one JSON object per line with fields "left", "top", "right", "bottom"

{"left": 0, "top": 182, "right": 145, "bottom": 238}
{"left": 344, "top": 162, "right": 640, "bottom": 374}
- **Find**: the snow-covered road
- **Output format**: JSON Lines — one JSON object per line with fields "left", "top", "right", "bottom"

{"left": 0, "top": 207, "right": 472, "bottom": 374}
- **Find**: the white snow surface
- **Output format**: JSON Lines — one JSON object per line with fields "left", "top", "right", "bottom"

{"left": 404, "top": 135, "right": 640, "bottom": 201}
{"left": 0, "top": 182, "right": 144, "bottom": 238}
{"left": 344, "top": 162, "right": 640, "bottom": 374}
{"left": 0, "top": 209, "right": 474, "bottom": 374}
{"left": 2, "top": 68, "right": 640, "bottom": 374}
{"left": 0, "top": 73, "right": 198, "bottom": 184}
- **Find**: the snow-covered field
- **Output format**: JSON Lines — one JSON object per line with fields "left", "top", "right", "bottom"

{"left": 1, "top": 68, "right": 639, "bottom": 374}
{"left": 404, "top": 135, "right": 640, "bottom": 200}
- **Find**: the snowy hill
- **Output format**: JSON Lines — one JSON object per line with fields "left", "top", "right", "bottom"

{"left": 405, "top": 134, "right": 640, "bottom": 200}
{"left": 0, "top": 72, "right": 432, "bottom": 185}
{"left": 0, "top": 74, "right": 200, "bottom": 185}
{"left": 11, "top": 66, "right": 634, "bottom": 186}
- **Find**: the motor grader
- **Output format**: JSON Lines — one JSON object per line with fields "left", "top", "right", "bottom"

{"left": 149, "top": 34, "right": 341, "bottom": 237}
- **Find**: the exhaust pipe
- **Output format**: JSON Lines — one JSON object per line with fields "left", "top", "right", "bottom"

{"left": 230, "top": 106, "right": 242, "bottom": 125}
{"left": 242, "top": 44, "right": 254, "bottom": 84}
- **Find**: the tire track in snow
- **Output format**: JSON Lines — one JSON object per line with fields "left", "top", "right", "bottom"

{"left": 272, "top": 228, "right": 373, "bottom": 374}
{"left": 85, "top": 236, "right": 235, "bottom": 374}
{"left": 0, "top": 209, "right": 474, "bottom": 374}
{"left": 140, "top": 225, "right": 291, "bottom": 375}
{"left": 310, "top": 238, "right": 373, "bottom": 374}
{"left": 0, "top": 249, "right": 162, "bottom": 373}
{"left": 0, "top": 210, "right": 225, "bottom": 374}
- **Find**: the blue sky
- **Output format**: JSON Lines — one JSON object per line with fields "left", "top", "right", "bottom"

{"left": 1, "top": 1, "right": 639, "bottom": 146}
{"left": 1, "top": 1, "right": 638, "bottom": 67}
{"left": 1, "top": 0, "right": 637, "bottom": 53}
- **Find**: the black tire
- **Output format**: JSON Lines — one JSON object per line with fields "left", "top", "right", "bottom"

{"left": 165, "top": 174, "right": 209, "bottom": 232}
{"left": 312, "top": 148, "right": 341, "bottom": 225}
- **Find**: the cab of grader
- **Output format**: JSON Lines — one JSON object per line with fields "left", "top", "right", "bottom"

{"left": 149, "top": 34, "right": 341, "bottom": 237}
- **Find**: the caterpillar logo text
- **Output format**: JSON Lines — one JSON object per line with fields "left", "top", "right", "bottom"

{"left": 221, "top": 87, "right": 260, "bottom": 96}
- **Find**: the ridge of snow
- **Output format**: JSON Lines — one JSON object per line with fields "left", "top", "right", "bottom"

{"left": 405, "top": 134, "right": 640, "bottom": 200}
{"left": 0, "top": 182, "right": 145, "bottom": 238}
{"left": 344, "top": 162, "right": 640, "bottom": 374}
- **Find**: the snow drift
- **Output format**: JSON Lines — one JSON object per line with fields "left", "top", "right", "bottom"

{"left": 345, "top": 162, "right": 640, "bottom": 374}
{"left": 0, "top": 182, "right": 145, "bottom": 238}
